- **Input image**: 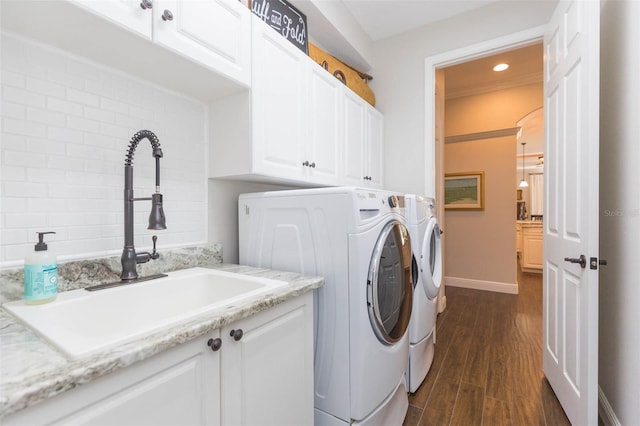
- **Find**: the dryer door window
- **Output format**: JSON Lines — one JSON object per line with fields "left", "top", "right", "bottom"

{"left": 420, "top": 217, "right": 442, "bottom": 300}
{"left": 367, "top": 220, "right": 413, "bottom": 345}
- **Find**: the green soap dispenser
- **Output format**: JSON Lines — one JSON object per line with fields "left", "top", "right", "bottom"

{"left": 24, "top": 231, "right": 58, "bottom": 304}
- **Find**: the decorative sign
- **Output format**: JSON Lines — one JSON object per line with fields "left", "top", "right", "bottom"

{"left": 251, "top": 0, "right": 308, "bottom": 54}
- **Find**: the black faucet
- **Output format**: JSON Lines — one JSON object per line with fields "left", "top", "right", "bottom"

{"left": 121, "top": 130, "right": 167, "bottom": 281}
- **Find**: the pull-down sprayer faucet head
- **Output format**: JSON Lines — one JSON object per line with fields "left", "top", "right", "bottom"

{"left": 148, "top": 193, "right": 166, "bottom": 230}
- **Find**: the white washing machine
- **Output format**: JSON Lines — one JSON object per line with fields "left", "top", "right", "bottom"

{"left": 239, "top": 187, "right": 413, "bottom": 425}
{"left": 405, "top": 194, "right": 442, "bottom": 393}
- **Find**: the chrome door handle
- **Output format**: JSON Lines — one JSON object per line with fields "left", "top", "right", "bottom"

{"left": 564, "top": 255, "right": 586, "bottom": 269}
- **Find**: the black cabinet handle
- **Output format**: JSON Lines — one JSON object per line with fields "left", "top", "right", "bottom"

{"left": 207, "top": 338, "right": 222, "bottom": 351}
{"left": 162, "top": 9, "right": 173, "bottom": 21}
{"left": 229, "top": 329, "right": 243, "bottom": 341}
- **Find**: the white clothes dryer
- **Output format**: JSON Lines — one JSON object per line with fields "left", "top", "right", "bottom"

{"left": 405, "top": 194, "right": 443, "bottom": 393}
{"left": 239, "top": 187, "right": 413, "bottom": 425}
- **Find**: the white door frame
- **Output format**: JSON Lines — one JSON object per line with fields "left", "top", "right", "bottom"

{"left": 424, "top": 26, "right": 546, "bottom": 313}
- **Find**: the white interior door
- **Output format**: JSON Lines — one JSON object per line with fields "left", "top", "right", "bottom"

{"left": 543, "top": 1, "right": 600, "bottom": 425}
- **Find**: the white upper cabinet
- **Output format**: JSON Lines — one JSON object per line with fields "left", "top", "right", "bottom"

{"left": 70, "top": 0, "right": 152, "bottom": 39}
{"left": 0, "top": 0, "right": 250, "bottom": 100}
{"left": 251, "top": 18, "right": 309, "bottom": 181}
{"left": 209, "top": 16, "right": 382, "bottom": 188}
{"left": 306, "top": 65, "right": 343, "bottom": 185}
{"left": 153, "top": 0, "right": 251, "bottom": 86}
{"left": 343, "top": 90, "right": 384, "bottom": 188}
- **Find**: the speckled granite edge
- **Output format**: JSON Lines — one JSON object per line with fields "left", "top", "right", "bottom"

{"left": 0, "top": 244, "right": 223, "bottom": 304}
{"left": 0, "top": 262, "right": 324, "bottom": 419}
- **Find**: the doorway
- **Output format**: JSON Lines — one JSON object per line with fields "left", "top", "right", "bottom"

{"left": 438, "top": 42, "right": 544, "bottom": 294}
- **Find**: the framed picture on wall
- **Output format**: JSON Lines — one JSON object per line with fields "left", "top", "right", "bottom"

{"left": 444, "top": 171, "right": 485, "bottom": 210}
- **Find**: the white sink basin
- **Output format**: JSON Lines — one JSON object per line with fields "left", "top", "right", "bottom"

{"left": 2, "top": 268, "right": 287, "bottom": 359}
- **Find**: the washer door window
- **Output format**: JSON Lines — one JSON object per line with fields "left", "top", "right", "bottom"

{"left": 367, "top": 221, "right": 413, "bottom": 345}
{"left": 420, "top": 217, "right": 442, "bottom": 300}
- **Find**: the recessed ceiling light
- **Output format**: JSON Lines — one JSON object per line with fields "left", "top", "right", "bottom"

{"left": 493, "top": 63, "right": 509, "bottom": 72}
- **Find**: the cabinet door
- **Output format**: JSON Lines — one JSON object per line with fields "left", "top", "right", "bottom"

{"left": 366, "top": 104, "right": 384, "bottom": 188}
{"left": 343, "top": 89, "right": 367, "bottom": 186}
{"left": 252, "top": 17, "right": 307, "bottom": 181}
{"left": 69, "top": 0, "right": 152, "bottom": 39}
{"left": 221, "top": 293, "right": 314, "bottom": 426}
{"left": 3, "top": 336, "right": 220, "bottom": 426}
{"left": 523, "top": 228, "right": 544, "bottom": 269}
{"left": 153, "top": 0, "right": 251, "bottom": 85}
{"left": 307, "top": 65, "right": 342, "bottom": 185}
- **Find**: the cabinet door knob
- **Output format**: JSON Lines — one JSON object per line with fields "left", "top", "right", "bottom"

{"left": 302, "top": 161, "right": 309, "bottom": 167}
{"left": 309, "top": 162, "right": 316, "bottom": 168}
{"left": 229, "top": 329, "right": 244, "bottom": 341}
{"left": 139, "top": 0, "right": 152, "bottom": 9}
{"left": 207, "top": 338, "right": 222, "bottom": 351}
{"left": 162, "top": 9, "right": 174, "bottom": 21}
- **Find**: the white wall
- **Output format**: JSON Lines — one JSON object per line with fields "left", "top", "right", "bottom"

{"left": 208, "top": 179, "right": 293, "bottom": 264}
{"left": 0, "top": 33, "right": 208, "bottom": 267}
{"left": 370, "top": 0, "right": 555, "bottom": 195}
{"left": 599, "top": 0, "right": 640, "bottom": 423}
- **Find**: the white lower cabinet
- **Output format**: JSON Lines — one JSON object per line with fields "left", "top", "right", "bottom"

{"left": 3, "top": 293, "right": 313, "bottom": 426}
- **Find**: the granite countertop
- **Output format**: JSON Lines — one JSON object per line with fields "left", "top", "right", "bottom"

{"left": 0, "top": 247, "right": 323, "bottom": 419}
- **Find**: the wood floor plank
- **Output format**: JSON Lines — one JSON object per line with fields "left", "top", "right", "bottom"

{"left": 483, "top": 396, "right": 512, "bottom": 426}
{"left": 419, "top": 379, "right": 459, "bottom": 426}
{"left": 450, "top": 382, "right": 484, "bottom": 426}
{"left": 540, "top": 377, "right": 571, "bottom": 426}
{"left": 405, "top": 269, "right": 569, "bottom": 426}
{"left": 462, "top": 333, "right": 490, "bottom": 388}
{"left": 437, "top": 325, "right": 473, "bottom": 385}
{"left": 402, "top": 404, "right": 423, "bottom": 426}
{"left": 509, "top": 393, "right": 546, "bottom": 426}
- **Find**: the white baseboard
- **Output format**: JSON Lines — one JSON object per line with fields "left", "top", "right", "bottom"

{"left": 598, "top": 386, "right": 621, "bottom": 426}
{"left": 445, "top": 276, "right": 518, "bottom": 294}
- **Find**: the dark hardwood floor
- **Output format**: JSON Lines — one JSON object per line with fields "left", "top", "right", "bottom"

{"left": 403, "top": 268, "right": 571, "bottom": 426}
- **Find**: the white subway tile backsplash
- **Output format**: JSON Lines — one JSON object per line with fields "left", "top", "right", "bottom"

{"left": 66, "top": 115, "right": 102, "bottom": 133}
{"left": 4, "top": 213, "right": 48, "bottom": 229}
{"left": 3, "top": 117, "right": 47, "bottom": 138}
{"left": 46, "top": 97, "right": 83, "bottom": 116}
{"left": 2, "top": 101, "right": 26, "bottom": 120}
{"left": 100, "top": 97, "right": 129, "bottom": 114}
{"left": 1, "top": 134, "right": 27, "bottom": 151}
{"left": 1, "top": 71, "right": 26, "bottom": 88}
{"left": 47, "top": 126, "right": 84, "bottom": 144}
{"left": 26, "top": 77, "right": 65, "bottom": 98}
{"left": 1, "top": 33, "right": 207, "bottom": 267}
{"left": 47, "top": 155, "right": 85, "bottom": 172}
{"left": 4, "top": 150, "right": 47, "bottom": 168}
{"left": 27, "top": 198, "right": 68, "bottom": 212}
{"left": 26, "top": 107, "right": 66, "bottom": 127}
{"left": 0, "top": 197, "right": 27, "bottom": 213}
{"left": 3, "top": 181, "right": 48, "bottom": 198}
{"left": 47, "top": 68, "right": 83, "bottom": 90}
{"left": 27, "top": 167, "right": 66, "bottom": 184}
{"left": 66, "top": 87, "right": 100, "bottom": 108}
{"left": 2, "top": 86, "right": 46, "bottom": 108}
{"left": 26, "top": 137, "right": 67, "bottom": 155}
{"left": 83, "top": 106, "right": 115, "bottom": 124}
{"left": 0, "top": 166, "right": 26, "bottom": 181}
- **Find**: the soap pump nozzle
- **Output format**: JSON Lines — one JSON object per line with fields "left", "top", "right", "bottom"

{"left": 35, "top": 231, "right": 56, "bottom": 251}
